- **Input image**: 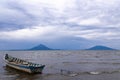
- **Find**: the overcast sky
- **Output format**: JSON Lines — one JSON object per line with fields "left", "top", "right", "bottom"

{"left": 0, "top": 0, "right": 120, "bottom": 50}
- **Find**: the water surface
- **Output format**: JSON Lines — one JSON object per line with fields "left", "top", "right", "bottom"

{"left": 0, "top": 50, "right": 120, "bottom": 80}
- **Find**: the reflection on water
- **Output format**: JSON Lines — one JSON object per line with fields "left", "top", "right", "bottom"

{"left": 3, "top": 66, "right": 43, "bottom": 80}
{"left": 0, "top": 50, "right": 120, "bottom": 80}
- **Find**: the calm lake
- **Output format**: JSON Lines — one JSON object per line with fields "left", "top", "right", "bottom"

{"left": 0, "top": 50, "right": 120, "bottom": 80}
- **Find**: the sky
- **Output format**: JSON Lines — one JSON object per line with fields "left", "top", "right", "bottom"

{"left": 0, "top": 0, "right": 120, "bottom": 50}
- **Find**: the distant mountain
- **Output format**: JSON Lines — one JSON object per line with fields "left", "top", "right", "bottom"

{"left": 29, "top": 44, "right": 52, "bottom": 50}
{"left": 86, "top": 45, "right": 115, "bottom": 50}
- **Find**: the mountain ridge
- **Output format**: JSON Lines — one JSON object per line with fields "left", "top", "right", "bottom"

{"left": 86, "top": 45, "right": 115, "bottom": 50}
{"left": 29, "top": 44, "right": 52, "bottom": 50}
{"left": 2, "top": 44, "right": 118, "bottom": 51}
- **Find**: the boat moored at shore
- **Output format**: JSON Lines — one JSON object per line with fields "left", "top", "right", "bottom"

{"left": 4, "top": 54, "right": 45, "bottom": 74}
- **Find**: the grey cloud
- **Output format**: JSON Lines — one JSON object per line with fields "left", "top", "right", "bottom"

{"left": 0, "top": 0, "right": 120, "bottom": 49}
{"left": 0, "top": 1, "right": 64, "bottom": 31}
{"left": 1, "top": 0, "right": 120, "bottom": 29}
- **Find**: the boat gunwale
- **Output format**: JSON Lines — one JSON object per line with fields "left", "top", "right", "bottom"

{"left": 5, "top": 54, "right": 45, "bottom": 68}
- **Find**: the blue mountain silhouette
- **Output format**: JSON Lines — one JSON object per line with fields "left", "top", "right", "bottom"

{"left": 87, "top": 45, "right": 115, "bottom": 50}
{"left": 30, "top": 44, "right": 52, "bottom": 50}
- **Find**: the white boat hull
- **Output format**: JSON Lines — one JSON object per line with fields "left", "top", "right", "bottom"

{"left": 5, "top": 54, "right": 45, "bottom": 74}
{"left": 6, "top": 62, "right": 32, "bottom": 73}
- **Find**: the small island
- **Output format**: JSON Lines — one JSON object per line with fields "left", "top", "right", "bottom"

{"left": 29, "top": 44, "right": 52, "bottom": 50}
{"left": 86, "top": 45, "right": 115, "bottom": 50}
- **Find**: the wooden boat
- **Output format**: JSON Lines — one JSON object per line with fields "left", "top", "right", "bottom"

{"left": 4, "top": 54, "right": 45, "bottom": 74}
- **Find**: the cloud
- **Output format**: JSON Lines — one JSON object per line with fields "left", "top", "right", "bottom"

{"left": 0, "top": 24, "right": 119, "bottom": 42}
{"left": 0, "top": 26, "right": 56, "bottom": 40}
{"left": 79, "top": 18, "right": 101, "bottom": 26}
{"left": 1, "top": 0, "right": 120, "bottom": 28}
{"left": 0, "top": 0, "right": 120, "bottom": 49}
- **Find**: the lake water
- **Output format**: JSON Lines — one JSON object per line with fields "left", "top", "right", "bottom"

{"left": 0, "top": 50, "right": 120, "bottom": 80}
